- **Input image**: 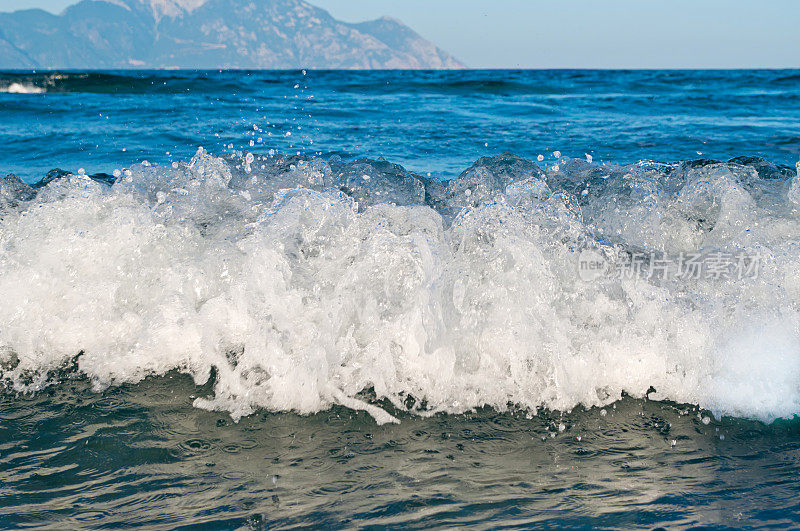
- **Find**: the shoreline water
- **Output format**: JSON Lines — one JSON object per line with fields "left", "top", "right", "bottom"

{"left": 2, "top": 68, "right": 800, "bottom": 528}
{"left": 3, "top": 372, "right": 799, "bottom": 529}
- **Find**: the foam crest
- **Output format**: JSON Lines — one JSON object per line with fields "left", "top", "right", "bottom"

{"left": 1, "top": 83, "right": 45, "bottom": 94}
{"left": 1, "top": 149, "right": 799, "bottom": 424}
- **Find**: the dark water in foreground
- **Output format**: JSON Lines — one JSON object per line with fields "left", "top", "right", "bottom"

{"left": 3, "top": 375, "right": 800, "bottom": 529}
{"left": 2, "top": 69, "right": 800, "bottom": 528}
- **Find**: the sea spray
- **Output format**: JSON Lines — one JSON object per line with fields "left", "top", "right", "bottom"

{"left": 1, "top": 149, "right": 799, "bottom": 424}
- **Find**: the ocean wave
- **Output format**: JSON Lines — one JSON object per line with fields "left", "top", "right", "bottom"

{"left": 0, "top": 72, "right": 242, "bottom": 94}
{"left": 1, "top": 149, "right": 799, "bottom": 424}
{"left": 0, "top": 82, "right": 45, "bottom": 94}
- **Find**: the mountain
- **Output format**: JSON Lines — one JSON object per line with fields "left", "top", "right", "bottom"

{"left": 0, "top": 0, "right": 464, "bottom": 69}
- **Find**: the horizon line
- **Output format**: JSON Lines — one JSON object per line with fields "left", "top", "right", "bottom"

{"left": 1, "top": 66, "right": 800, "bottom": 71}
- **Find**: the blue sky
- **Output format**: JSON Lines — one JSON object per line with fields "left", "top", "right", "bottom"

{"left": 1, "top": 0, "right": 798, "bottom": 68}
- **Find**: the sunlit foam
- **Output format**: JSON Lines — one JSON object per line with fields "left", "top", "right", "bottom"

{"left": 1, "top": 149, "right": 799, "bottom": 424}
{"left": 2, "top": 83, "right": 45, "bottom": 94}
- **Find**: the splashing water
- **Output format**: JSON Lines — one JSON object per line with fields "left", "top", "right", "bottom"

{"left": 1, "top": 82, "right": 45, "bottom": 94}
{"left": 1, "top": 149, "right": 799, "bottom": 424}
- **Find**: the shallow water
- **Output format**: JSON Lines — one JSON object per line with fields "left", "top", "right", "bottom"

{"left": 2, "top": 69, "right": 800, "bottom": 528}
{"left": 4, "top": 374, "right": 800, "bottom": 529}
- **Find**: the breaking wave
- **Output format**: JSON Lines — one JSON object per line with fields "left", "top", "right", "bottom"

{"left": 1, "top": 149, "right": 799, "bottom": 424}
{"left": 0, "top": 82, "right": 45, "bottom": 94}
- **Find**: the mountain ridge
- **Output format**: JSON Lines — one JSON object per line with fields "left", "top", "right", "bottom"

{"left": 0, "top": 0, "right": 465, "bottom": 69}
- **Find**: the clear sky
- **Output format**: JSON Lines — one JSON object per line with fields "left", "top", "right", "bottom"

{"left": 1, "top": 0, "right": 798, "bottom": 68}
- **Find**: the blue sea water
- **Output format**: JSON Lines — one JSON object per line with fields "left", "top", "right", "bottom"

{"left": 1, "top": 69, "right": 800, "bottom": 528}
{"left": 2, "top": 70, "right": 799, "bottom": 181}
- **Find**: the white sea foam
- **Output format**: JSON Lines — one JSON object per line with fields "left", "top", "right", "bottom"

{"left": 1, "top": 149, "right": 799, "bottom": 424}
{"left": 2, "top": 83, "right": 45, "bottom": 94}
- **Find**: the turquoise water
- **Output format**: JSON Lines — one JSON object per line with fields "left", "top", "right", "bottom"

{"left": 1, "top": 69, "right": 800, "bottom": 528}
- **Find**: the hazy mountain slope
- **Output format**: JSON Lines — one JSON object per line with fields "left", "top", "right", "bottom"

{"left": 0, "top": 0, "right": 465, "bottom": 69}
{"left": 0, "top": 35, "right": 37, "bottom": 68}
{"left": 352, "top": 17, "right": 463, "bottom": 69}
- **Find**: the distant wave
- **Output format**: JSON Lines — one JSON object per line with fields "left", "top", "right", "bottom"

{"left": 1, "top": 69, "right": 798, "bottom": 96}
{"left": 1, "top": 82, "right": 45, "bottom": 94}
{"left": 1, "top": 149, "right": 800, "bottom": 425}
{"left": 0, "top": 72, "right": 237, "bottom": 94}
